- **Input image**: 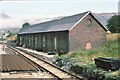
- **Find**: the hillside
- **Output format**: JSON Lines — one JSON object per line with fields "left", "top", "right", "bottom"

{"left": 0, "top": 28, "right": 20, "bottom": 38}
{"left": 93, "top": 13, "right": 118, "bottom": 26}
{"left": 0, "top": 13, "right": 11, "bottom": 19}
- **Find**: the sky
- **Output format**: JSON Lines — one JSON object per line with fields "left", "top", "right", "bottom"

{"left": 0, "top": 0, "right": 119, "bottom": 29}
{"left": 0, "top": 0, "right": 119, "bottom": 19}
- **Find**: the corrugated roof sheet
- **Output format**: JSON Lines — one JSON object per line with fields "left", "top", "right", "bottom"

{"left": 18, "top": 11, "right": 89, "bottom": 34}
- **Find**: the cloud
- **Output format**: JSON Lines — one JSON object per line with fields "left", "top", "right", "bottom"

{"left": 0, "top": 18, "right": 24, "bottom": 29}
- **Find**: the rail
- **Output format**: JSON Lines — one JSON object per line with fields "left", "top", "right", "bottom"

{"left": 8, "top": 45, "right": 84, "bottom": 80}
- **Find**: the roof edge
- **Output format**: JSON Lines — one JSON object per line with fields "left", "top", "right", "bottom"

{"left": 90, "top": 13, "right": 109, "bottom": 32}
{"left": 69, "top": 11, "right": 109, "bottom": 32}
{"left": 17, "top": 30, "right": 68, "bottom": 35}
{"left": 69, "top": 11, "right": 90, "bottom": 31}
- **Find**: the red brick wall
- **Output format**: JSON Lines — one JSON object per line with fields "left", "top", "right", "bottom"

{"left": 69, "top": 14, "right": 107, "bottom": 51}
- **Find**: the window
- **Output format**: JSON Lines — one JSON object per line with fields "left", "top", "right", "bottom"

{"left": 54, "top": 36, "right": 57, "bottom": 50}
{"left": 31, "top": 35, "right": 33, "bottom": 47}
{"left": 87, "top": 19, "right": 92, "bottom": 26}
{"left": 35, "top": 37, "right": 37, "bottom": 47}
{"left": 20, "top": 37, "right": 22, "bottom": 45}
{"left": 29, "top": 37, "right": 31, "bottom": 47}
{"left": 43, "top": 36, "right": 46, "bottom": 47}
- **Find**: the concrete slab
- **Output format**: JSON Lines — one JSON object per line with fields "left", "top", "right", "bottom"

{"left": 0, "top": 44, "right": 7, "bottom": 54}
{"left": 17, "top": 47, "right": 55, "bottom": 58}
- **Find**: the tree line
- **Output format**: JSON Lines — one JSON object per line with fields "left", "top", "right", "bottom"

{"left": 107, "top": 15, "right": 120, "bottom": 33}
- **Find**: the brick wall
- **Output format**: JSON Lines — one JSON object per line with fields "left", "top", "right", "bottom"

{"left": 69, "top": 14, "right": 107, "bottom": 51}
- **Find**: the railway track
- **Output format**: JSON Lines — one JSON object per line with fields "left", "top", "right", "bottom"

{"left": 1, "top": 46, "right": 55, "bottom": 79}
{"left": 8, "top": 45, "right": 84, "bottom": 80}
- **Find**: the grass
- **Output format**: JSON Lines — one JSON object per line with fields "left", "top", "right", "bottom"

{"left": 54, "top": 33, "right": 120, "bottom": 79}
{"left": 55, "top": 33, "right": 119, "bottom": 64}
{"left": 107, "top": 33, "right": 119, "bottom": 41}
{"left": 104, "top": 70, "right": 120, "bottom": 79}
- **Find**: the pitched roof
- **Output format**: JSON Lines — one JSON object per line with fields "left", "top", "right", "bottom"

{"left": 18, "top": 11, "right": 89, "bottom": 34}
{"left": 18, "top": 11, "right": 108, "bottom": 34}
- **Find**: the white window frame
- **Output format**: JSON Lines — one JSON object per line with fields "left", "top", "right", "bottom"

{"left": 43, "top": 36, "right": 45, "bottom": 47}
{"left": 54, "top": 36, "right": 57, "bottom": 50}
{"left": 29, "top": 36, "right": 31, "bottom": 46}
{"left": 35, "top": 36, "right": 37, "bottom": 47}
{"left": 20, "top": 37, "right": 22, "bottom": 45}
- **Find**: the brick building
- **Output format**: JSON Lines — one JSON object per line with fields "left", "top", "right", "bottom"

{"left": 17, "top": 11, "right": 108, "bottom": 53}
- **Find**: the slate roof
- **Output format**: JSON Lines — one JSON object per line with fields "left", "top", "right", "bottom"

{"left": 18, "top": 11, "right": 108, "bottom": 34}
{"left": 18, "top": 11, "right": 88, "bottom": 34}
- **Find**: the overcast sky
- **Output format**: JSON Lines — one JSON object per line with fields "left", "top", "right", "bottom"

{"left": 0, "top": 0, "right": 119, "bottom": 19}
{"left": 0, "top": 0, "right": 119, "bottom": 29}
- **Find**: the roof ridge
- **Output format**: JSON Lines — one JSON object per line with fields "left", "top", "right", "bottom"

{"left": 18, "top": 11, "right": 91, "bottom": 34}
{"left": 29, "top": 11, "right": 90, "bottom": 27}
{"left": 66, "top": 11, "right": 90, "bottom": 17}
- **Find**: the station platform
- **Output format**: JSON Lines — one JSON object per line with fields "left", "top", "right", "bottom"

{"left": 0, "top": 44, "right": 7, "bottom": 54}
{"left": 16, "top": 47, "right": 55, "bottom": 59}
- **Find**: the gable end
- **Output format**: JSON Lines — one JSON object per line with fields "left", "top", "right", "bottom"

{"left": 89, "top": 13, "right": 109, "bottom": 32}
{"left": 69, "top": 11, "right": 109, "bottom": 32}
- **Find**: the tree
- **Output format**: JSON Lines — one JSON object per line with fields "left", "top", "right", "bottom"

{"left": 107, "top": 15, "right": 120, "bottom": 33}
{"left": 7, "top": 30, "right": 14, "bottom": 37}
{"left": 22, "top": 22, "right": 30, "bottom": 28}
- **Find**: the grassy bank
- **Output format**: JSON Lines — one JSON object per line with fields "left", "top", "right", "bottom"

{"left": 55, "top": 33, "right": 119, "bottom": 64}
{"left": 54, "top": 33, "right": 119, "bottom": 79}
